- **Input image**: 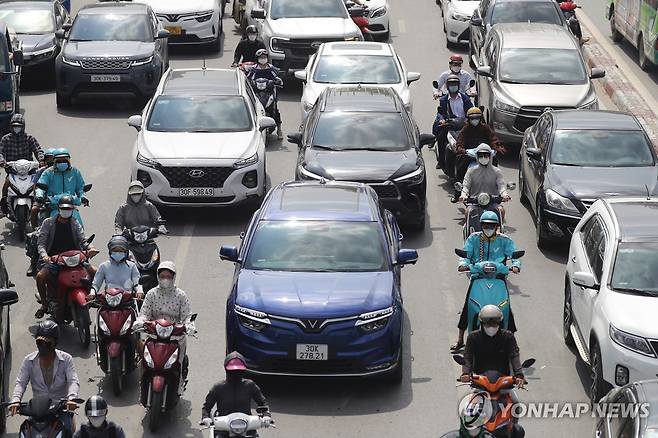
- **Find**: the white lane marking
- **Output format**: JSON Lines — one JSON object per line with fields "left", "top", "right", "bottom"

{"left": 398, "top": 19, "right": 406, "bottom": 34}
{"left": 173, "top": 223, "right": 195, "bottom": 283}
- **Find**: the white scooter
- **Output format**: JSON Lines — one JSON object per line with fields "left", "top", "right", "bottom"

{"left": 5, "top": 159, "right": 39, "bottom": 240}
{"left": 201, "top": 410, "right": 274, "bottom": 437}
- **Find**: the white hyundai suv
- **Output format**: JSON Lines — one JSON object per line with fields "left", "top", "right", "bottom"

{"left": 128, "top": 68, "right": 276, "bottom": 207}
{"left": 295, "top": 41, "right": 420, "bottom": 119}
{"left": 564, "top": 197, "right": 658, "bottom": 404}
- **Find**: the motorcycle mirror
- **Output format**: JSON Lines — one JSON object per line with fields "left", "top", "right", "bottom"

{"left": 506, "top": 182, "right": 516, "bottom": 191}
{"left": 0, "top": 289, "right": 18, "bottom": 306}
{"left": 521, "top": 358, "right": 536, "bottom": 368}
{"left": 256, "top": 406, "right": 269, "bottom": 414}
{"left": 36, "top": 182, "right": 48, "bottom": 191}
{"left": 86, "top": 234, "right": 95, "bottom": 244}
{"left": 454, "top": 182, "right": 463, "bottom": 192}
{"left": 511, "top": 250, "right": 525, "bottom": 259}
{"left": 190, "top": 313, "right": 197, "bottom": 322}
{"left": 452, "top": 355, "right": 466, "bottom": 365}
{"left": 432, "top": 80, "right": 439, "bottom": 89}
{"left": 469, "top": 79, "right": 476, "bottom": 88}
{"left": 454, "top": 248, "right": 468, "bottom": 258}
{"left": 83, "top": 183, "right": 92, "bottom": 192}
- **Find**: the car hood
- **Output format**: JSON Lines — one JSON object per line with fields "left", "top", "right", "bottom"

{"left": 140, "top": 130, "right": 258, "bottom": 160}
{"left": 136, "top": 0, "right": 215, "bottom": 14}
{"left": 18, "top": 33, "right": 56, "bottom": 53}
{"left": 304, "top": 149, "right": 418, "bottom": 181}
{"left": 497, "top": 83, "right": 592, "bottom": 107}
{"left": 546, "top": 165, "right": 658, "bottom": 199}
{"left": 605, "top": 291, "right": 658, "bottom": 338}
{"left": 235, "top": 270, "right": 394, "bottom": 318}
{"left": 268, "top": 17, "right": 358, "bottom": 38}
{"left": 62, "top": 41, "right": 154, "bottom": 60}
{"left": 303, "top": 81, "right": 409, "bottom": 108}
{"left": 452, "top": 1, "right": 479, "bottom": 15}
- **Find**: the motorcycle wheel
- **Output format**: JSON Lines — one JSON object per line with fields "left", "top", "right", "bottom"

{"left": 15, "top": 205, "right": 27, "bottom": 241}
{"left": 148, "top": 389, "right": 165, "bottom": 432}
{"left": 76, "top": 304, "right": 91, "bottom": 348}
{"left": 110, "top": 356, "right": 124, "bottom": 396}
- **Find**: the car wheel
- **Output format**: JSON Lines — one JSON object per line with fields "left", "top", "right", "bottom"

{"left": 443, "top": 15, "right": 447, "bottom": 33}
{"left": 638, "top": 35, "right": 651, "bottom": 71}
{"left": 590, "top": 341, "right": 611, "bottom": 404}
{"left": 535, "top": 201, "right": 551, "bottom": 249}
{"left": 56, "top": 91, "right": 71, "bottom": 108}
{"left": 518, "top": 167, "right": 529, "bottom": 205}
{"left": 609, "top": 10, "right": 622, "bottom": 43}
{"left": 563, "top": 280, "right": 575, "bottom": 347}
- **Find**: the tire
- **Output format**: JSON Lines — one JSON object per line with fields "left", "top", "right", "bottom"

{"left": 563, "top": 280, "right": 575, "bottom": 347}
{"left": 609, "top": 11, "right": 622, "bottom": 43}
{"left": 535, "top": 202, "right": 551, "bottom": 249}
{"left": 209, "top": 19, "right": 222, "bottom": 52}
{"left": 110, "top": 356, "right": 124, "bottom": 396}
{"left": 518, "top": 167, "right": 529, "bottom": 205}
{"left": 148, "top": 389, "right": 165, "bottom": 432}
{"left": 590, "top": 341, "right": 611, "bottom": 404}
{"left": 638, "top": 35, "right": 651, "bottom": 71}
{"left": 56, "top": 91, "right": 71, "bottom": 108}
{"left": 77, "top": 305, "right": 91, "bottom": 348}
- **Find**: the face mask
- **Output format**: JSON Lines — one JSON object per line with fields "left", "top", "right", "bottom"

{"left": 484, "top": 326, "right": 499, "bottom": 337}
{"left": 158, "top": 278, "right": 174, "bottom": 289}
{"left": 477, "top": 156, "right": 490, "bottom": 166}
{"left": 448, "top": 85, "right": 459, "bottom": 94}
{"left": 88, "top": 416, "right": 106, "bottom": 429}
{"left": 470, "top": 119, "right": 480, "bottom": 127}
{"left": 450, "top": 66, "right": 461, "bottom": 73}
{"left": 37, "top": 341, "right": 54, "bottom": 356}
{"left": 227, "top": 370, "right": 245, "bottom": 382}
{"left": 11, "top": 126, "right": 22, "bottom": 134}
{"left": 130, "top": 194, "right": 143, "bottom": 203}
{"left": 258, "top": 57, "right": 268, "bottom": 65}
{"left": 247, "top": 34, "right": 257, "bottom": 41}
{"left": 59, "top": 209, "right": 73, "bottom": 219}
{"left": 110, "top": 252, "right": 126, "bottom": 262}
{"left": 482, "top": 227, "right": 496, "bottom": 238}
{"left": 56, "top": 162, "right": 69, "bottom": 171}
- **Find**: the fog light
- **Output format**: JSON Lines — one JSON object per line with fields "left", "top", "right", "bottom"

{"left": 615, "top": 365, "right": 629, "bottom": 386}
{"left": 546, "top": 221, "right": 564, "bottom": 237}
{"left": 241, "top": 170, "right": 258, "bottom": 189}
{"left": 137, "top": 170, "right": 152, "bottom": 188}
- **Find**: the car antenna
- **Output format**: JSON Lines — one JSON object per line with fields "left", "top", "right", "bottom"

{"left": 645, "top": 184, "right": 651, "bottom": 200}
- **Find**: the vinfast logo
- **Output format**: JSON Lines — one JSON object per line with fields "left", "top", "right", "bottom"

{"left": 302, "top": 319, "right": 325, "bottom": 332}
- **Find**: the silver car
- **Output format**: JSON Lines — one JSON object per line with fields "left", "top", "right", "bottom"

{"left": 473, "top": 23, "right": 605, "bottom": 144}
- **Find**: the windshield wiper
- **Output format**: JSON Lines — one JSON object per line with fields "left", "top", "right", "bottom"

{"left": 614, "top": 287, "right": 658, "bottom": 296}
{"left": 192, "top": 129, "right": 211, "bottom": 133}
{"left": 69, "top": 39, "right": 93, "bottom": 42}
{"left": 311, "top": 144, "right": 338, "bottom": 150}
{"left": 342, "top": 147, "right": 399, "bottom": 152}
{"left": 499, "top": 79, "right": 525, "bottom": 84}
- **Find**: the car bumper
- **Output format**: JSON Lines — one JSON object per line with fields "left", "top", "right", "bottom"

{"left": 367, "top": 12, "right": 389, "bottom": 35}
{"left": 600, "top": 337, "right": 658, "bottom": 388}
{"left": 227, "top": 306, "right": 402, "bottom": 377}
{"left": 157, "top": 11, "right": 221, "bottom": 45}
{"left": 131, "top": 158, "right": 265, "bottom": 207}
{"left": 445, "top": 17, "right": 470, "bottom": 43}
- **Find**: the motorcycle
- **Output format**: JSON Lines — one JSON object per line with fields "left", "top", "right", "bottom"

{"left": 7, "top": 396, "right": 84, "bottom": 438}
{"left": 559, "top": 1, "right": 583, "bottom": 42}
{"left": 454, "top": 249, "right": 524, "bottom": 333}
{"left": 5, "top": 160, "right": 39, "bottom": 240}
{"left": 92, "top": 287, "right": 139, "bottom": 396}
{"left": 346, "top": 2, "right": 373, "bottom": 41}
{"left": 123, "top": 222, "right": 165, "bottom": 294}
{"left": 46, "top": 234, "right": 96, "bottom": 348}
{"left": 34, "top": 182, "right": 93, "bottom": 229}
{"left": 137, "top": 314, "right": 197, "bottom": 432}
{"left": 452, "top": 355, "right": 536, "bottom": 438}
{"left": 201, "top": 408, "right": 274, "bottom": 438}
{"left": 232, "top": 0, "right": 247, "bottom": 29}
{"left": 250, "top": 77, "right": 282, "bottom": 135}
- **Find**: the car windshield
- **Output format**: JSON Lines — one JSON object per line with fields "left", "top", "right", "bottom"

{"left": 147, "top": 96, "right": 252, "bottom": 132}
{"left": 498, "top": 48, "right": 587, "bottom": 84}
{"left": 313, "top": 55, "right": 400, "bottom": 84}
{"left": 69, "top": 14, "right": 153, "bottom": 42}
{"left": 312, "top": 112, "right": 409, "bottom": 151}
{"left": 490, "top": 2, "right": 562, "bottom": 24}
{"left": 270, "top": 0, "right": 347, "bottom": 19}
{"left": 551, "top": 130, "right": 655, "bottom": 167}
{"left": 611, "top": 242, "right": 658, "bottom": 295}
{"left": 0, "top": 9, "right": 55, "bottom": 34}
{"left": 244, "top": 221, "right": 387, "bottom": 272}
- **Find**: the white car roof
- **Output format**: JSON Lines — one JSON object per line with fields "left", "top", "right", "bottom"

{"left": 319, "top": 42, "right": 394, "bottom": 57}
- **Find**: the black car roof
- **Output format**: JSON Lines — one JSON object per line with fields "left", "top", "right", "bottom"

{"left": 610, "top": 202, "right": 658, "bottom": 240}
{"left": 163, "top": 69, "right": 241, "bottom": 95}
{"left": 551, "top": 110, "right": 642, "bottom": 131}
{"left": 0, "top": 1, "right": 55, "bottom": 9}
{"left": 79, "top": 2, "right": 149, "bottom": 14}
{"left": 321, "top": 86, "right": 400, "bottom": 113}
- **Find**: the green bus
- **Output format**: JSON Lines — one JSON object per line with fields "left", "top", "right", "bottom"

{"left": 607, "top": 0, "right": 658, "bottom": 70}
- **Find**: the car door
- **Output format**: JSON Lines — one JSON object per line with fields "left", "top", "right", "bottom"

{"left": 625, "top": 0, "right": 641, "bottom": 45}
{"left": 384, "top": 210, "right": 402, "bottom": 290}
{"left": 151, "top": 11, "right": 167, "bottom": 70}
{"left": 471, "top": 0, "right": 491, "bottom": 57}
{"left": 615, "top": 0, "right": 631, "bottom": 38}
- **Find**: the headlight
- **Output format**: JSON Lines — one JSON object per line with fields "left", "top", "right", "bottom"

{"left": 610, "top": 324, "right": 655, "bottom": 357}
{"left": 143, "top": 345, "right": 155, "bottom": 367}
{"left": 119, "top": 314, "right": 133, "bottom": 335}
{"left": 229, "top": 418, "right": 249, "bottom": 435}
{"left": 195, "top": 10, "right": 214, "bottom": 22}
{"left": 235, "top": 304, "right": 270, "bottom": 332}
{"left": 98, "top": 315, "right": 110, "bottom": 335}
{"left": 234, "top": 152, "right": 258, "bottom": 169}
{"left": 136, "top": 152, "right": 160, "bottom": 169}
{"left": 477, "top": 193, "right": 491, "bottom": 206}
{"left": 494, "top": 99, "right": 519, "bottom": 113}
{"left": 297, "top": 165, "right": 322, "bottom": 180}
{"left": 105, "top": 293, "right": 122, "bottom": 308}
{"left": 579, "top": 99, "right": 598, "bottom": 110}
{"left": 393, "top": 166, "right": 424, "bottom": 184}
{"left": 270, "top": 37, "right": 287, "bottom": 53}
{"left": 134, "top": 231, "right": 148, "bottom": 243}
{"left": 132, "top": 56, "right": 153, "bottom": 66}
{"left": 155, "top": 323, "right": 174, "bottom": 339}
{"left": 451, "top": 11, "right": 471, "bottom": 21}
{"left": 63, "top": 254, "right": 81, "bottom": 267}
{"left": 31, "top": 46, "right": 56, "bottom": 57}
{"left": 544, "top": 189, "right": 579, "bottom": 214}
{"left": 356, "top": 307, "right": 394, "bottom": 332}
{"left": 62, "top": 56, "right": 80, "bottom": 66}
{"left": 371, "top": 6, "right": 387, "bottom": 18}
{"left": 163, "top": 347, "right": 179, "bottom": 369}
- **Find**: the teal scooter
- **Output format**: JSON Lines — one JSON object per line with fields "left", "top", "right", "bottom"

{"left": 35, "top": 183, "right": 92, "bottom": 228}
{"left": 455, "top": 248, "right": 524, "bottom": 333}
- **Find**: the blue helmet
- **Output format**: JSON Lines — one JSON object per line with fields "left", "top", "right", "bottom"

{"left": 44, "top": 148, "right": 57, "bottom": 158}
{"left": 480, "top": 211, "right": 499, "bottom": 225}
{"left": 53, "top": 148, "right": 70, "bottom": 159}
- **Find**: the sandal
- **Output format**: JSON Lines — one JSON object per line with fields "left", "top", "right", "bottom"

{"left": 450, "top": 342, "right": 465, "bottom": 352}
{"left": 34, "top": 307, "right": 46, "bottom": 319}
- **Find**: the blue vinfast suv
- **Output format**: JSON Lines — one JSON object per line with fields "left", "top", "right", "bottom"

{"left": 220, "top": 180, "right": 418, "bottom": 382}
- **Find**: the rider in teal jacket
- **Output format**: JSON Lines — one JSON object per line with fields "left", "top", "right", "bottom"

{"left": 35, "top": 148, "right": 86, "bottom": 225}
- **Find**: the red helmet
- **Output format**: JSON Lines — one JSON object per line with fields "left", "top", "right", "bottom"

{"left": 224, "top": 351, "right": 247, "bottom": 371}
{"left": 449, "top": 54, "right": 463, "bottom": 64}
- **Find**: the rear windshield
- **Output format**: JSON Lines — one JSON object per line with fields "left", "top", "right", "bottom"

{"left": 491, "top": 2, "right": 562, "bottom": 24}
{"left": 499, "top": 48, "right": 587, "bottom": 84}
{"left": 313, "top": 55, "right": 400, "bottom": 84}
{"left": 312, "top": 112, "right": 410, "bottom": 151}
{"left": 551, "top": 130, "right": 655, "bottom": 167}
{"left": 270, "top": 0, "right": 347, "bottom": 19}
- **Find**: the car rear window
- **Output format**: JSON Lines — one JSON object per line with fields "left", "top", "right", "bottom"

{"left": 270, "top": 0, "right": 347, "bottom": 19}
{"left": 312, "top": 112, "right": 410, "bottom": 151}
{"left": 551, "top": 130, "right": 655, "bottom": 167}
{"left": 147, "top": 96, "right": 253, "bottom": 132}
{"left": 491, "top": 2, "right": 562, "bottom": 25}
{"left": 69, "top": 13, "right": 153, "bottom": 42}
{"left": 498, "top": 48, "right": 587, "bottom": 84}
{"left": 313, "top": 55, "right": 400, "bottom": 84}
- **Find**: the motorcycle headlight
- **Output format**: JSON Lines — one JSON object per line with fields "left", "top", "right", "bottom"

{"left": 393, "top": 166, "right": 425, "bottom": 185}
{"left": 255, "top": 80, "right": 267, "bottom": 91}
{"left": 62, "top": 56, "right": 80, "bottom": 66}
{"left": 234, "top": 153, "right": 258, "bottom": 169}
{"left": 63, "top": 254, "right": 81, "bottom": 267}
{"left": 477, "top": 193, "right": 491, "bottom": 206}
{"left": 544, "top": 189, "right": 579, "bottom": 214}
{"left": 98, "top": 315, "right": 110, "bottom": 335}
{"left": 119, "top": 314, "right": 133, "bottom": 335}
{"left": 163, "top": 347, "right": 179, "bottom": 369}
{"left": 494, "top": 99, "right": 520, "bottom": 114}
{"left": 451, "top": 11, "right": 471, "bottom": 21}
{"left": 229, "top": 418, "right": 249, "bottom": 435}
{"left": 132, "top": 56, "right": 153, "bottom": 66}
{"left": 371, "top": 6, "right": 387, "bottom": 18}
{"left": 134, "top": 231, "right": 148, "bottom": 243}
{"left": 609, "top": 324, "right": 655, "bottom": 357}
{"left": 143, "top": 345, "right": 155, "bottom": 368}
{"left": 105, "top": 293, "right": 122, "bottom": 308}
{"left": 136, "top": 152, "right": 160, "bottom": 169}
{"left": 355, "top": 307, "right": 394, "bottom": 332}
{"left": 155, "top": 323, "right": 174, "bottom": 339}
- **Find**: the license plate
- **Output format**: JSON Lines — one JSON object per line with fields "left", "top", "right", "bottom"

{"left": 179, "top": 188, "right": 214, "bottom": 197}
{"left": 296, "top": 344, "right": 328, "bottom": 361}
{"left": 90, "top": 75, "right": 120, "bottom": 83}
{"left": 166, "top": 26, "right": 183, "bottom": 35}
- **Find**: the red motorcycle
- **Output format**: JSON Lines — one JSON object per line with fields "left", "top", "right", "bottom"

{"left": 138, "top": 314, "right": 197, "bottom": 432}
{"left": 93, "top": 288, "right": 139, "bottom": 396}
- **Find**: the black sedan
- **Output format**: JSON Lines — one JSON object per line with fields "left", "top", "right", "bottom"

{"left": 288, "top": 86, "right": 435, "bottom": 228}
{"left": 0, "top": 0, "right": 69, "bottom": 74}
{"left": 518, "top": 109, "right": 658, "bottom": 248}
{"left": 0, "top": 245, "right": 18, "bottom": 433}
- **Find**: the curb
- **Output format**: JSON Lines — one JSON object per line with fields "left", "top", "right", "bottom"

{"left": 579, "top": 21, "right": 658, "bottom": 149}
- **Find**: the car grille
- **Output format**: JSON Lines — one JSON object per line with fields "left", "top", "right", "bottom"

{"left": 278, "top": 38, "right": 335, "bottom": 57}
{"left": 368, "top": 183, "right": 400, "bottom": 199}
{"left": 156, "top": 12, "right": 197, "bottom": 22}
{"left": 268, "top": 358, "right": 358, "bottom": 374}
{"left": 159, "top": 167, "right": 234, "bottom": 188}
{"left": 513, "top": 106, "right": 571, "bottom": 133}
{"left": 80, "top": 58, "right": 132, "bottom": 70}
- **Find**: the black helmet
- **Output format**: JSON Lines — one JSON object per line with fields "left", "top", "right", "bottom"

{"left": 58, "top": 195, "right": 75, "bottom": 209}
{"left": 446, "top": 74, "right": 461, "bottom": 86}
{"left": 34, "top": 320, "right": 59, "bottom": 341}
{"left": 10, "top": 113, "right": 25, "bottom": 127}
{"left": 85, "top": 395, "right": 108, "bottom": 417}
{"left": 245, "top": 25, "right": 257, "bottom": 35}
{"left": 107, "top": 235, "right": 129, "bottom": 252}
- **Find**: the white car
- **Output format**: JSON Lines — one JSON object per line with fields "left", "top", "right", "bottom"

{"left": 564, "top": 197, "right": 658, "bottom": 404}
{"left": 295, "top": 41, "right": 420, "bottom": 119}
{"left": 359, "top": 0, "right": 390, "bottom": 39}
{"left": 128, "top": 68, "right": 276, "bottom": 207}
{"left": 442, "top": 0, "right": 479, "bottom": 46}
{"left": 137, "top": 0, "right": 223, "bottom": 50}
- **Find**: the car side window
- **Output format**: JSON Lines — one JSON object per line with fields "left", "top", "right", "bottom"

{"left": 582, "top": 216, "right": 606, "bottom": 281}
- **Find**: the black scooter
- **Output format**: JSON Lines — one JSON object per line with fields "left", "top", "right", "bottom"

{"left": 251, "top": 77, "right": 282, "bottom": 135}
{"left": 123, "top": 220, "right": 165, "bottom": 294}
{"left": 7, "top": 396, "right": 84, "bottom": 438}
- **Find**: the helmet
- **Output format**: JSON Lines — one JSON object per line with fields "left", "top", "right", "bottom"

{"left": 255, "top": 48, "right": 268, "bottom": 58}
{"left": 467, "top": 107, "right": 483, "bottom": 119}
{"left": 58, "top": 195, "right": 76, "bottom": 209}
{"left": 44, "top": 148, "right": 57, "bottom": 159}
{"left": 478, "top": 304, "right": 503, "bottom": 323}
{"left": 224, "top": 351, "right": 247, "bottom": 372}
{"left": 85, "top": 395, "right": 108, "bottom": 417}
{"left": 10, "top": 113, "right": 25, "bottom": 127}
{"left": 53, "top": 148, "right": 71, "bottom": 159}
{"left": 127, "top": 180, "right": 145, "bottom": 195}
{"left": 449, "top": 54, "right": 463, "bottom": 64}
{"left": 107, "top": 235, "right": 129, "bottom": 252}
{"left": 157, "top": 260, "right": 176, "bottom": 276}
{"left": 446, "top": 74, "right": 461, "bottom": 86}
{"left": 245, "top": 25, "right": 257, "bottom": 35}
{"left": 34, "top": 320, "right": 59, "bottom": 341}
{"left": 474, "top": 143, "right": 493, "bottom": 156}
{"left": 479, "top": 211, "right": 499, "bottom": 225}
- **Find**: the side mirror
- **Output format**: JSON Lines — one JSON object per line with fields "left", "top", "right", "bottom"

{"left": 521, "top": 358, "right": 536, "bottom": 368}
{"left": 127, "top": 115, "right": 143, "bottom": 131}
{"left": 397, "top": 249, "right": 418, "bottom": 265}
{"left": 406, "top": 72, "right": 421, "bottom": 84}
{"left": 511, "top": 250, "right": 525, "bottom": 259}
{"left": 525, "top": 147, "right": 542, "bottom": 161}
{"left": 190, "top": 313, "right": 197, "bottom": 322}
{"left": 251, "top": 8, "right": 266, "bottom": 19}
{"left": 572, "top": 271, "right": 599, "bottom": 290}
{"left": 83, "top": 183, "right": 92, "bottom": 192}
{"left": 287, "top": 132, "right": 302, "bottom": 145}
{"left": 590, "top": 68, "right": 606, "bottom": 79}
{"left": 36, "top": 182, "right": 48, "bottom": 191}
{"left": 62, "top": 22, "right": 72, "bottom": 31}
{"left": 12, "top": 50, "right": 23, "bottom": 67}
{"left": 476, "top": 66, "right": 492, "bottom": 78}
{"left": 454, "top": 248, "right": 467, "bottom": 258}
{"left": 86, "top": 234, "right": 95, "bottom": 244}
{"left": 469, "top": 79, "right": 476, "bottom": 88}
{"left": 258, "top": 116, "right": 276, "bottom": 132}
{"left": 219, "top": 245, "right": 240, "bottom": 263}
{"left": 470, "top": 15, "right": 483, "bottom": 27}
{"left": 454, "top": 182, "right": 463, "bottom": 192}
{"left": 294, "top": 71, "right": 307, "bottom": 81}
{"left": 432, "top": 80, "right": 439, "bottom": 89}
{"left": 156, "top": 29, "right": 170, "bottom": 39}
{"left": 419, "top": 133, "right": 435, "bottom": 147}
{"left": 55, "top": 29, "right": 66, "bottom": 40}
{"left": 452, "top": 354, "right": 466, "bottom": 365}
{"left": 0, "top": 289, "right": 18, "bottom": 306}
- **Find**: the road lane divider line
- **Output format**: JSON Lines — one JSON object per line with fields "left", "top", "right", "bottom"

{"left": 173, "top": 223, "right": 195, "bottom": 284}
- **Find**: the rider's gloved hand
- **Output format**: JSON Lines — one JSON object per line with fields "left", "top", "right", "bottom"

{"left": 458, "top": 265, "right": 470, "bottom": 272}
{"left": 459, "top": 373, "right": 471, "bottom": 383}
{"left": 8, "top": 402, "right": 19, "bottom": 416}
{"left": 432, "top": 90, "right": 440, "bottom": 100}
{"left": 201, "top": 417, "right": 213, "bottom": 427}
{"left": 502, "top": 194, "right": 511, "bottom": 202}
{"left": 511, "top": 266, "right": 520, "bottom": 274}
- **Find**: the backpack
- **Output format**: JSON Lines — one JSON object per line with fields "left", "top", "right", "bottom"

{"left": 79, "top": 422, "right": 117, "bottom": 438}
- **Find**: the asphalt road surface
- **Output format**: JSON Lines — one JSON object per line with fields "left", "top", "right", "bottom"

{"left": 1, "top": 0, "right": 616, "bottom": 436}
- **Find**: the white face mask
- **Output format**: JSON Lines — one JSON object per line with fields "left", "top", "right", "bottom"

{"left": 11, "top": 126, "right": 22, "bottom": 134}
{"left": 88, "top": 416, "right": 106, "bottom": 428}
{"left": 484, "top": 326, "right": 499, "bottom": 337}
{"left": 130, "top": 194, "right": 143, "bottom": 203}
{"left": 258, "top": 57, "right": 268, "bottom": 65}
{"left": 470, "top": 119, "right": 480, "bottom": 127}
{"left": 477, "top": 156, "right": 490, "bottom": 166}
{"left": 59, "top": 209, "right": 73, "bottom": 219}
{"left": 158, "top": 278, "right": 174, "bottom": 289}
{"left": 450, "top": 66, "right": 461, "bottom": 73}
{"left": 247, "top": 34, "right": 257, "bottom": 41}
{"left": 483, "top": 228, "right": 496, "bottom": 238}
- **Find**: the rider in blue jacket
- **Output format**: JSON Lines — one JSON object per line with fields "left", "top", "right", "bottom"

{"left": 451, "top": 211, "right": 521, "bottom": 352}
